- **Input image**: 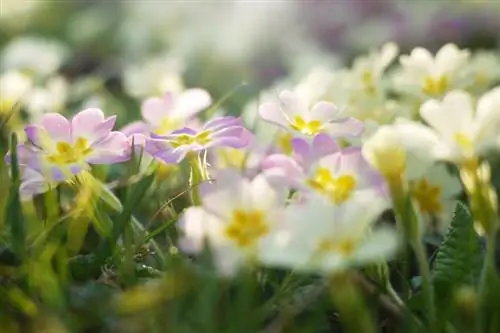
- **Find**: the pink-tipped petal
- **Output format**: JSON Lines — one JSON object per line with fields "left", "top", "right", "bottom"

{"left": 310, "top": 101, "right": 341, "bottom": 122}
{"left": 39, "top": 113, "right": 71, "bottom": 143}
{"left": 141, "top": 97, "right": 169, "bottom": 126}
{"left": 325, "top": 117, "right": 365, "bottom": 137}
{"left": 121, "top": 121, "right": 151, "bottom": 136}
{"left": 258, "top": 102, "right": 288, "bottom": 129}
{"left": 173, "top": 88, "right": 212, "bottom": 119}
{"left": 203, "top": 116, "right": 242, "bottom": 132}
{"left": 71, "top": 108, "right": 113, "bottom": 142}
{"left": 312, "top": 134, "right": 340, "bottom": 158}
{"left": 261, "top": 154, "right": 304, "bottom": 184}
{"left": 87, "top": 132, "right": 129, "bottom": 164}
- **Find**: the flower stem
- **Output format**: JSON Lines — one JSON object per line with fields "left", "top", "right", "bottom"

{"left": 188, "top": 154, "right": 206, "bottom": 206}
{"left": 412, "top": 239, "right": 437, "bottom": 333}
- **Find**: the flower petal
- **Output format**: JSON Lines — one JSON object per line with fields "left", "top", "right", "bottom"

{"left": 141, "top": 97, "right": 170, "bottom": 126}
{"left": 72, "top": 108, "right": 115, "bottom": 143}
{"left": 324, "top": 117, "right": 364, "bottom": 137}
{"left": 87, "top": 132, "right": 129, "bottom": 164}
{"left": 172, "top": 88, "right": 211, "bottom": 119}
{"left": 258, "top": 102, "right": 288, "bottom": 129}
{"left": 309, "top": 101, "right": 341, "bottom": 122}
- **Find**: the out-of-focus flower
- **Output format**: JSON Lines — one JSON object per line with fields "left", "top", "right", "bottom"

{"left": 259, "top": 90, "right": 364, "bottom": 140}
{"left": 24, "top": 76, "right": 68, "bottom": 121}
{"left": 145, "top": 116, "right": 251, "bottom": 164}
{"left": 122, "top": 55, "right": 185, "bottom": 99}
{"left": 410, "top": 164, "right": 462, "bottom": 234}
{"left": 260, "top": 190, "right": 398, "bottom": 273}
{"left": 392, "top": 43, "right": 470, "bottom": 99}
{"left": 263, "top": 135, "right": 384, "bottom": 205}
{"left": 0, "top": 70, "right": 33, "bottom": 114}
{"left": 178, "top": 169, "right": 289, "bottom": 276}
{"left": 390, "top": 89, "right": 500, "bottom": 164}
{"left": 1, "top": 37, "right": 69, "bottom": 76}
{"left": 464, "top": 51, "right": 500, "bottom": 94}
{"left": 362, "top": 123, "right": 436, "bottom": 182}
{"left": 121, "top": 89, "right": 211, "bottom": 137}
{"left": 21, "top": 108, "right": 129, "bottom": 180}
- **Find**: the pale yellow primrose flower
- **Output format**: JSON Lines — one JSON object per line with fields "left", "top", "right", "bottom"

{"left": 410, "top": 164, "right": 462, "bottom": 235}
{"left": 177, "top": 169, "right": 288, "bottom": 276}
{"left": 393, "top": 43, "right": 470, "bottom": 99}
{"left": 392, "top": 88, "right": 500, "bottom": 165}
{"left": 260, "top": 190, "right": 398, "bottom": 273}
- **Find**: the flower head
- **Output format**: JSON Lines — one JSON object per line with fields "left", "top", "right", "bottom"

{"left": 122, "top": 89, "right": 211, "bottom": 137}
{"left": 261, "top": 191, "right": 398, "bottom": 273}
{"left": 393, "top": 43, "right": 470, "bottom": 98}
{"left": 263, "top": 135, "right": 384, "bottom": 205}
{"left": 145, "top": 116, "right": 251, "bottom": 164}
{"left": 387, "top": 88, "right": 500, "bottom": 165}
{"left": 178, "top": 169, "right": 289, "bottom": 276}
{"left": 259, "top": 90, "right": 364, "bottom": 139}
{"left": 22, "top": 108, "right": 129, "bottom": 180}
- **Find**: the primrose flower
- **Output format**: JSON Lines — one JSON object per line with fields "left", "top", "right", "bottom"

{"left": 258, "top": 90, "right": 364, "bottom": 140}
{"left": 393, "top": 43, "right": 470, "bottom": 98}
{"left": 389, "top": 88, "right": 500, "bottom": 165}
{"left": 410, "top": 164, "right": 462, "bottom": 235}
{"left": 145, "top": 116, "right": 251, "bottom": 164}
{"left": 0, "top": 70, "right": 33, "bottom": 114}
{"left": 22, "top": 108, "right": 129, "bottom": 180}
{"left": 177, "top": 169, "right": 289, "bottom": 276}
{"left": 263, "top": 135, "right": 385, "bottom": 205}
{"left": 260, "top": 191, "right": 398, "bottom": 273}
{"left": 122, "top": 89, "right": 211, "bottom": 137}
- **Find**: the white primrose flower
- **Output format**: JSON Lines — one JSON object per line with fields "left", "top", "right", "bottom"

{"left": 260, "top": 190, "right": 399, "bottom": 273}
{"left": 393, "top": 43, "right": 470, "bottom": 99}
{"left": 464, "top": 51, "right": 500, "bottom": 94}
{"left": 1, "top": 37, "right": 69, "bottom": 76}
{"left": 177, "top": 169, "right": 289, "bottom": 276}
{"left": 392, "top": 88, "right": 500, "bottom": 164}
{"left": 0, "top": 70, "right": 33, "bottom": 113}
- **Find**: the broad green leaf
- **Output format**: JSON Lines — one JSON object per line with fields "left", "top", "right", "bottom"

{"left": 432, "top": 201, "right": 483, "bottom": 287}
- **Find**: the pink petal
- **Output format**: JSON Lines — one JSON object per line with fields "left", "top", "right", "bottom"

{"left": 141, "top": 97, "right": 169, "bottom": 126}
{"left": 173, "top": 88, "right": 211, "bottom": 119}
{"left": 72, "top": 108, "right": 115, "bottom": 143}
{"left": 87, "top": 132, "right": 129, "bottom": 164}
{"left": 258, "top": 102, "right": 288, "bottom": 129}
{"left": 121, "top": 121, "right": 151, "bottom": 136}
{"left": 310, "top": 101, "right": 341, "bottom": 122}
{"left": 25, "top": 125, "right": 55, "bottom": 152}
{"left": 311, "top": 134, "right": 339, "bottom": 158}
{"left": 39, "top": 113, "right": 71, "bottom": 143}
{"left": 261, "top": 154, "right": 305, "bottom": 185}
{"left": 325, "top": 117, "right": 365, "bottom": 137}
{"left": 203, "top": 116, "right": 241, "bottom": 132}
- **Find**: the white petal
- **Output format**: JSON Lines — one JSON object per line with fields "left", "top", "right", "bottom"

{"left": 250, "top": 173, "right": 288, "bottom": 211}
{"left": 353, "top": 228, "right": 400, "bottom": 265}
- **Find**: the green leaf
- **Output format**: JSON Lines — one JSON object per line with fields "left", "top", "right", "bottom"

{"left": 432, "top": 201, "right": 484, "bottom": 288}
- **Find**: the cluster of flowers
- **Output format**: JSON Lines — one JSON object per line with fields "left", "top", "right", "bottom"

{"left": 5, "top": 42, "right": 500, "bottom": 277}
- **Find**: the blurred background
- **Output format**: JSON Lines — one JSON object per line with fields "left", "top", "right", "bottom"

{"left": 1, "top": 0, "right": 500, "bottom": 123}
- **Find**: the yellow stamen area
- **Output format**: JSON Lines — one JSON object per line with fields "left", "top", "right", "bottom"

{"left": 276, "top": 132, "right": 294, "bottom": 155}
{"left": 361, "top": 71, "right": 377, "bottom": 95}
{"left": 225, "top": 209, "right": 269, "bottom": 248}
{"left": 47, "top": 138, "right": 92, "bottom": 165}
{"left": 422, "top": 75, "right": 449, "bottom": 96}
{"left": 453, "top": 132, "right": 474, "bottom": 153}
{"left": 289, "top": 116, "right": 323, "bottom": 136}
{"left": 307, "top": 167, "right": 357, "bottom": 204}
{"left": 170, "top": 130, "right": 212, "bottom": 148}
{"left": 412, "top": 178, "right": 443, "bottom": 214}
{"left": 316, "top": 238, "right": 357, "bottom": 257}
{"left": 154, "top": 117, "right": 182, "bottom": 136}
{"left": 217, "top": 148, "right": 247, "bottom": 169}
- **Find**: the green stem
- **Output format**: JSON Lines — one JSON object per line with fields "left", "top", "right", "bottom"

{"left": 412, "top": 239, "right": 437, "bottom": 333}
{"left": 477, "top": 229, "right": 498, "bottom": 333}
{"left": 188, "top": 155, "right": 205, "bottom": 206}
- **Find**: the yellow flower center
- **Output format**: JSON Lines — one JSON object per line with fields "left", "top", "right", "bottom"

{"left": 362, "top": 71, "right": 377, "bottom": 95}
{"left": 307, "top": 167, "right": 357, "bottom": 204}
{"left": 316, "top": 237, "right": 357, "bottom": 257}
{"left": 289, "top": 116, "right": 323, "bottom": 136}
{"left": 225, "top": 209, "right": 269, "bottom": 248}
{"left": 370, "top": 147, "right": 406, "bottom": 180}
{"left": 47, "top": 138, "right": 92, "bottom": 165}
{"left": 422, "top": 75, "right": 449, "bottom": 96}
{"left": 154, "top": 117, "right": 183, "bottom": 136}
{"left": 217, "top": 148, "right": 247, "bottom": 169}
{"left": 276, "top": 132, "right": 294, "bottom": 155}
{"left": 453, "top": 132, "right": 473, "bottom": 153}
{"left": 412, "top": 178, "right": 442, "bottom": 214}
{"left": 170, "top": 130, "right": 212, "bottom": 148}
